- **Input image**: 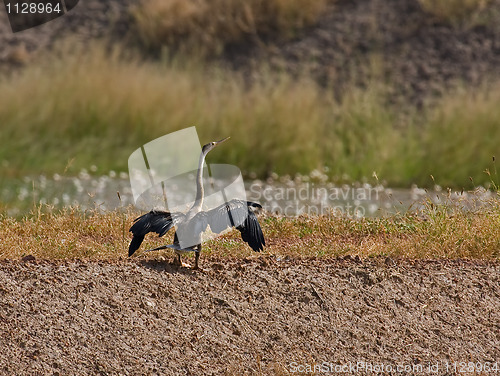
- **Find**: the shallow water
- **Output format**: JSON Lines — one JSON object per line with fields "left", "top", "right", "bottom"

{"left": 0, "top": 172, "right": 495, "bottom": 217}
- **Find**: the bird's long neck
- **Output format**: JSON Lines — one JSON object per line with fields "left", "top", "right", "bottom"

{"left": 190, "top": 150, "right": 207, "bottom": 213}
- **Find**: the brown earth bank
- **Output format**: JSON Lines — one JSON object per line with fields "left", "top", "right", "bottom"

{"left": 223, "top": 0, "right": 500, "bottom": 107}
{"left": 0, "top": 257, "right": 498, "bottom": 375}
{"left": 2, "top": 0, "right": 500, "bottom": 107}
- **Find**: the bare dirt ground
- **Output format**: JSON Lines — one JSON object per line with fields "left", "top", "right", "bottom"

{"left": 0, "top": 257, "right": 498, "bottom": 375}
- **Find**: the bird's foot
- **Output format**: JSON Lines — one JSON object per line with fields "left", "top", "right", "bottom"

{"left": 172, "top": 258, "right": 191, "bottom": 268}
{"left": 191, "top": 263, "right": 208, "bottom": 272}
{"left": 173, "top": 260, "right": 192, "bottom": 268}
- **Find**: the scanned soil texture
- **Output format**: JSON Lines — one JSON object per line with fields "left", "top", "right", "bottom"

{"left": 0, "top": 257, "right": 498, "bottom": 375}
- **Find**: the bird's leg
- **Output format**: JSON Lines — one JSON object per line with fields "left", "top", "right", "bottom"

{"left": 173, "top": 251, "right": 191, "bottom": 268}
{"left": 193, "top": 244, "right": 202, "bottom": 270}
{"left": 172, "top": 252, "right": 181, "bottom": 266}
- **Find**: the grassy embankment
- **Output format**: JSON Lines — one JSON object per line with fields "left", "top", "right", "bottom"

{"left": 132, "top": 0, "right": 492, "bottom": 51}
{"left": 1, "top": 43, "right": 500, "bottom": 188}
{"left": 0, "top": 0, "right": 499, "bottom": 188}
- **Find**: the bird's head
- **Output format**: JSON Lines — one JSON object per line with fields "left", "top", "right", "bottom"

{"left": 201, "top": 136, "right": 230, "bottom": 156}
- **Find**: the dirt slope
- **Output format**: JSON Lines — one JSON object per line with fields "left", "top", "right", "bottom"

{"left": 225, "top": 0, "right": 500, "bottom": 107}
{"left": 2, "top": 0, "right": 500, "bottom": 107}
{"left": 0, "top": 257, "right": 498, "bottom": 375}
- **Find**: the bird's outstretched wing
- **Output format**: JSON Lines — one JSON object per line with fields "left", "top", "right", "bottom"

{"left": 128, "top": 210, "right": 175, "bottom": 256}
{"left": 205, "top": 200, "right": 265, "bottom": 252}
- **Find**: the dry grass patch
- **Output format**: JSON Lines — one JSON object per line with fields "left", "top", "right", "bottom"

{"left": 418, "top": 0, "right": 491, "bottom": 25}
{"left": 1, "top": 198, "right": 499, "bottom": 261}
{"left": 132, "top": 0, "right": 330, "bottom": 54}
{"left": 0, "top": 207, "right": 131, "bottom": 259}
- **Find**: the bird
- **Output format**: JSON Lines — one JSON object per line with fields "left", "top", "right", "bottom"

{"left": 128, "top": 137, "right": 265, "bottom": 269}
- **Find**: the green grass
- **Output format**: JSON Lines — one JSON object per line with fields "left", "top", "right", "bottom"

{"left": 0, "top": 43, "right": 500, "bottom": 188}
{"left": 417, "top": 84, "right": 500, "bottom": 188}
{"left": 1, "top": 194, "right": 499, "bottom": 260}
{"left": 0, "top": 43, "right": 396, "bottom": 181}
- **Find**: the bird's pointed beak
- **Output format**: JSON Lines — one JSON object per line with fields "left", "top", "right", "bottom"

{"left": 215, "top": 136, "right": 230, "bottom": 145}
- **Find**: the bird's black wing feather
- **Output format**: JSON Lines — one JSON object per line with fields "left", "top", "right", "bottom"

{"left": 206, "top": 200, "right": 265, "bottom": 252}
{"left": 128, "top": 210, "right": 175, "bottom": 256}
{"left": 237, "top": 210, "right": 265, "bottom": 252}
